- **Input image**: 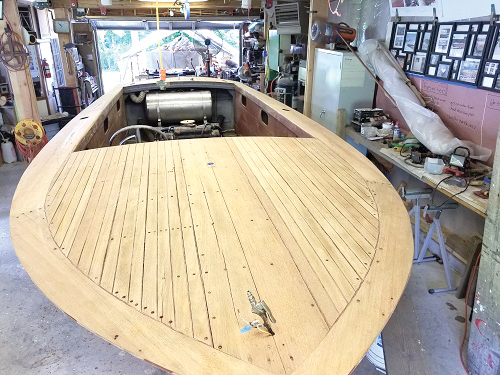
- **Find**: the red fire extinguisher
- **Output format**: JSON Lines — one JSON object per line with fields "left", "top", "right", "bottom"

{"left": 42, "top": 59, "right": 51, "bottom": 78}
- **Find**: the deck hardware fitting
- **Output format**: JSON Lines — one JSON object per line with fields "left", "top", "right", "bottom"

{"left": 247, "top": 291, "right": 276, "bottom": 336}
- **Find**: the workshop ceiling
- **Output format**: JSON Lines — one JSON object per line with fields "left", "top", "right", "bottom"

{"left": 52, "top": 0, "right": 259, "bottom": 10}
{"left": 52, "top": 0, "right": 260, "bottom": 19}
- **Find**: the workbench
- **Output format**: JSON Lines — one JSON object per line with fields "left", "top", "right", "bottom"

{"left": 346, "top": 126, "right": 489, "bottom": 217}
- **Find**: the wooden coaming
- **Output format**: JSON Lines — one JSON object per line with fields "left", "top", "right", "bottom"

{"left": 10, "top": 78, "right": 413, "bottom": 375}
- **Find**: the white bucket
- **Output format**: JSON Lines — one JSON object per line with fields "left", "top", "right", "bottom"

{"left": 366, "top": 334, "right": 387, "bottom": 373}
{"left": 1, "top": 141, "right": 17, "bottom": 163}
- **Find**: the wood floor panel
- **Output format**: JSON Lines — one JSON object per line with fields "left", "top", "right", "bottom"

{"left": 173, "top": 142, "right": 213, "bottom": 344}
{"left": 78, "top": 147, "right": 124, "bottom": 274}
{"left": 46, "top": 152, "right": 81, "bottom": 217}
{"left": 128, "top": 143, "right": 152, "bottom": 311}
{"left": 166, "top": 141, "right": 193, "bottom": 337}
{"left": 157, "top": 141, "right": 174, "bottom": 326}
{"left": 88, "top": 146, "right": 130, "bottom": 283}
{"left": 50, "top": 150, "right": 96, "bottom": 237}
{"left": 53, "top": 148, "right": 106, "bottom": 247}
{"left": 142, "top": 142, "right": 159, "bottom": 319}
{"left": 113, "top": 144, "right": 145, "bottom": 305}
{"left": 65, "top": 149, "right": 113, "bottom": 261}
{"left": 296, "top": 138, "right": 378, "bottom": 216}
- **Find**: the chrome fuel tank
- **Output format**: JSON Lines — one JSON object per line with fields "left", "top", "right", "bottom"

{"left": 145, "top": 90, "right": 213, "bottom": 125}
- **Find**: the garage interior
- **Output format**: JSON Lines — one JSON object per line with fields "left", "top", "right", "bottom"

{"left": 0, "top": 0, "right": 499, "bottom": 374}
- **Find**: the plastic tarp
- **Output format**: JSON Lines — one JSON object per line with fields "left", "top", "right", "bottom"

{"left": 359, "top": 39, "right": 492, "bottom": 161}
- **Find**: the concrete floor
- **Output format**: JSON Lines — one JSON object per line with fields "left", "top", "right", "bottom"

{"left": 0, "top": 162, "right": 468, "bottom": 375}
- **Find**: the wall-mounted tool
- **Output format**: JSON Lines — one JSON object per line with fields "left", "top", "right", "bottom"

{"left": 247, "top": 291, "right": 276, "bottom": 336}
{"left": 0, "top": 26, "right": 29, "bottom": 71}
{"left": 310, "top": 21, "right": 356, "bottom": 47}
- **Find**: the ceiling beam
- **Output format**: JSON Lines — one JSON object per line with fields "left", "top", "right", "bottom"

{"left": 83, "top": 7, "right": 260, "bottom": 18}
{"left": 52, "top": 0, "right": 257, "bottom": 10}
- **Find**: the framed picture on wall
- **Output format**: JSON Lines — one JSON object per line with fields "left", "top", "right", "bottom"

{"left": 412, "top": 53, "right": 427, "bottom": 73}
{"left": 478, "top": 24, "right": 500, "bottom": 92}
{"left": 429, "top": 21, "right": 491, "bottom": 85}
{"left": 473, "top": 34, "right": 488, "bottom": 56}
{"left": 435, "top": 25, "right": 452, "bottom": 53}
{"left": 493, "top": 38, "right": 500, "bottom": 59}
{"left": 390, "top": 22, "right": 434, "bottom": 76}
{"left": 404, "top": 32, "right": 418, "bottom": 52}
{"left": 437, "top": 63, "right": 451, "bottom": 78}
{"left": 482, "top": 76, "right": 495, "bottom": 88}
{"left": 421, "top": 31, "right": 432, "bottom": 51}
{"left": 458, "top": 58, "right": 481, "bottom": 83}
{"left": 449, "top": 34, "right": 467, "bottom": 58}
{"left": 485, "top": 62, "right": 498, "bottom": 75}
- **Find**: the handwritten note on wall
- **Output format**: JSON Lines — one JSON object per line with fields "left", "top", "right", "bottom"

{"left": 377, "top": 77, "right": 500, "bottom": 165}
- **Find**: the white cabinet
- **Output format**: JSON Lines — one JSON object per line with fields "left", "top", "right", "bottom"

{"left": 311, "top": 49, "right": 375, "bottom": 134}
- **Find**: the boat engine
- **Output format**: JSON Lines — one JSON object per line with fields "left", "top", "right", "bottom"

{"left": 110, "top": 90, "right": 224, "bottom": 145}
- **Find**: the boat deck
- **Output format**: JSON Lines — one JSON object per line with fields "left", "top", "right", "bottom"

{"left": 46, "top": 136, "right": 380, "bottom": 373}
{"left": 10, "top": 79, "right": 413, "bottom": 375}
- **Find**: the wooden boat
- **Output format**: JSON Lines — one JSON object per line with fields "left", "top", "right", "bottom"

{"left": 10, "top": 77, "right": 413, "bottom": 375}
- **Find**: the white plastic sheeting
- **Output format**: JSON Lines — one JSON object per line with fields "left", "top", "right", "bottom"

{"left": 359, "top": 39, "right": 492, "bottom": 161}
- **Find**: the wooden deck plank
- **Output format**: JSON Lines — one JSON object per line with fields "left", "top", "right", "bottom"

{"left": 181, "top": 140, "right": 285, "bottom": 372}
{"left": 100, "top": 145, "right": 136, "bottom": 292}
{"left": 167, "top": 142, "right": 193, "bottom": 337}
{"left": 64, "top": 149, "right": 114, "bottom": 261}
{"left": 49, "top": 150, "right": 95, "bottom": 235}
{"left": 245, "top": 138, "right": 367, "bottom": 277}
{"left": 273, "top": 138, "right": 379, "bottom": 242}
{"left": 78, "top": 147, "right": 124, "bottom": 274}
{"left": 157, "top": 141, "right": 174, "bottom": 325}
{"left": 202, "top": 138, "right": 329, "bottom": 373}
{"left": 53, "top": 148, "right": 106, "bottom": 247}
{"left": 296, "top": 138, "right": 378, "bottom": 216}
{"left": 113, "top": 144, "right": 145, "bottom": 304}
{"left": 225, "top": 139, "right": 343, "bottom": 322}
{"left": 235, "top": 138, "right": 362, "bottom": 293}
{"left": 128, "top": 143, "right": 151, "bottom": 311}
{"left": 233, "top": 138, "right": 357, "bottom": 300}
{"left": 142, "top": 142, "right": 159, "bottom": 319}
{"left": 89, "top": 146, "right": 130, "bottom": 283}
{"left": 255, "top": 139, "right": 373, "bottom": 267}
{"left": 46, "top": 152, "right": 80, "bottom": 216}
{"left": 173, "top": 142, "right": 213, "bottom": 344}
